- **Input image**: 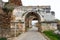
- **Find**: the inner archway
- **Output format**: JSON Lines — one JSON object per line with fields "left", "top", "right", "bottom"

{"left": 25, "top": 12, "right": 41, "bottom": 32}
{"left": 31, "top": 20, "right": 38, "bottom": 32}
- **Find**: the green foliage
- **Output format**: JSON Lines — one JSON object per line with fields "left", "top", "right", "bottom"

{"left": 2, "top": 7, "right": 9, "bottom": 13}
{"left": 55, "top": 19, "right": 60, "bottom": 22}
{"left": 3, "top": 7, "right": 14, "bottom": 12}
{"left": 0, "top": 38, "right": 7, "bottom": 40}
{"left": 43, "top": 30, "right": 60, "bottom": 40}
{"left": 3, "top": 2, "right": 14, "bottom": 13}
{"left": 4, "top": 2, "right": 9, "bottom": 7}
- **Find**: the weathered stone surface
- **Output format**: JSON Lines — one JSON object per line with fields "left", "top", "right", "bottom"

{"left": 9, "top": 0, "right": 22, "bottom": 6}
{"left": 12, "top": 6, "right": 57, "bottom": 32}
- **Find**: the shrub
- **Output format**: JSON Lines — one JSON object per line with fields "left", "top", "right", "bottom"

{"left": 43, "top": 30, "right": 60, "bottom": 40}
{"left": 0, "top": 37, "right": 7, "bottom": 40}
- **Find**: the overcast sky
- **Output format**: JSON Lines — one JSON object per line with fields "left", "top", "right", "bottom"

{"left": 2, "top": 0, "right": 60, "bottom": 20}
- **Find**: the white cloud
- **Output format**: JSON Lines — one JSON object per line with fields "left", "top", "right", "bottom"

{"left": 2, "top": 0, "right": 8, "bottom": 2}
{"left": 32, "top": 20, "right": 38, "bottom": 25}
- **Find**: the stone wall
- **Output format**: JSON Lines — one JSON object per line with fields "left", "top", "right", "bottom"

{"left": 0, "top": 7, "right": 12, "bottom": 37}
{"left": 10, "top": 22, "right": 23, "bottom": 37}
{"left": 13, "top": 6, "right": 55, "bottom": 22}
{"left": 41, "top": 23, "right": 57, "bottom": 32}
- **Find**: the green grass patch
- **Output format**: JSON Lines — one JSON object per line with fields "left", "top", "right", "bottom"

{"left": 43, "top": 30, "right": 60, "bottom": 40}
{"left": 0, "top": 38, "right": 7, "bottom": 40}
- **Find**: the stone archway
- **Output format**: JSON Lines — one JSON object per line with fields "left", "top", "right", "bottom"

{"left": 25, "top": 12, "right": 41, "bottom": 32}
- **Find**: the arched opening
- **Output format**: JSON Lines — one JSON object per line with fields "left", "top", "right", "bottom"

{"left": 25, "top": 12, "right": 41, "bottom": 32}
{"left": 31, "top": 20, "right": 38, "bottom": 32}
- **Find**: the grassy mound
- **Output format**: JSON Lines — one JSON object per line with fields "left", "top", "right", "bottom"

{"left": 43, "top": 30, "right": 60, "bottom": 40}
